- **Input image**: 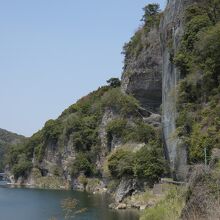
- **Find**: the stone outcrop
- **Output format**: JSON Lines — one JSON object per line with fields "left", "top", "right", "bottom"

{"left": 115, "top": 178, "right": 143, "bottom": 203}
{"left": 160, "top": 0, "right": 201, "bottom": 180}
{"left": 121, "top": 26, "right": 162, "bottom": 113}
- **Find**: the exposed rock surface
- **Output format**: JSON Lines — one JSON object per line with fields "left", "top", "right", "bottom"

{"left": 99, "top": 108, "right": 119, "bottom": 153}
{"left": 160, "top": 0, "right": 201, "bottom": 180}
{"left": 121, "top": 26, "right": 162, "bottom": 113}
{"left": 115, "top": 178, "right": 143, "bottom": 203}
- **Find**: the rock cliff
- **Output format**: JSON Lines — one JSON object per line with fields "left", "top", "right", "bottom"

{"left": 121, "top": 20, "right": 162, "bottom": 113}
{"left": 160, "top": 0, "right": 188, "bottom": 180}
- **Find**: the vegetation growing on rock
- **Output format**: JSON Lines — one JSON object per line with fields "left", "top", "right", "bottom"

{"left": 6, "top": 79, "right": 164, "bottom": 186}
{"left": 174, "top": 1, "right": 220, "bottom": 164}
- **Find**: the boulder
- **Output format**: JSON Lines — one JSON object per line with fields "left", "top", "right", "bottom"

{"left": 116, "top": 203, "right": 127, "bottom": 210}
{"left": 115, "top": 178, "right": 143, "bottom": 203}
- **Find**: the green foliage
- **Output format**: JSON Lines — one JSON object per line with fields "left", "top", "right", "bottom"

{"left": 106, "top": 118, "right": 157, "bottom": 146}
{"left": 78, "top": 174, "right": 88, "bottom": 189}
{"left": 134, "top": 144, "right": 167, "bottom": 185}
{"left": 175, "top": 2, "right": 220, "bottom": 163}
{"left": 107, "top": 179, "right": 120, "bottom": 193}
{"left": 142, "top": 4, "right": 160, "bottom": 24}
{"left": 71, "top": 153, "right": 93, "bottom": 177}
{"left": 67, "top": 115, "right": 99, "bottom": 152}
{"left": 106, "top": 119, "right": 127, "bottom": 141}
{"left": 6, "top": 83, "right": 144, "bottom": 180}
{"left": 122, "top": 4, "right": 161, "bottom": 61}
{"left": 189, "top": 124, "right": 217, "bottom": 163}
{"left": 106, "top": 78, "right": 121, "bottom": 88}
{"left": 183, "top": 15, "right": 212, "bottom": 50}
{"left": 101, "top": 88, "right": 139, "bottom": 116}
{"left": 140, "top": 186, "right": 186, "bottom": 220}
{"left": 108, "top": 143, "right": 167, "bottom": 184}
{"left": 108, "top": 149, "right": 134, "bottom": 178}
{"left": 12, "top": 153, "right": 32, "bottom": 179}
{"left": 60, "top": 86, "right": 110, "bottom": 118}
{"left": 130, "top": 122, "right": 156, "bottom": 143}
{"left": 0, "top": 129, "right": 25, "bottom": 172}
{"left": 43, "top": 119, "right": 63, "bottom": 143}
{"left": 123, "top": 28, "right": 144, "bottom": 59}
{"left": 196, "top": 22, "right": 220, "bottom": 89}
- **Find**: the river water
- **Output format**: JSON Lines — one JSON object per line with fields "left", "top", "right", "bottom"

{"left": 0, "top": 186, "right": 139, "bottom": 220}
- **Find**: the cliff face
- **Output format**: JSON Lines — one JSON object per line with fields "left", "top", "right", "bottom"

{"left": 160, "top": 0, "right": 187, "bottom": 180}
{"left": 6, "top": 85, "right": 165, "bottom": 191}
{"left": 121, "top": 24, "right": 162, "bottom": 113}
{"left": 121, "top": 1, "right": 187, "bottom": 179}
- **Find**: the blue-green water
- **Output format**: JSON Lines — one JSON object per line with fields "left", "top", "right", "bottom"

{"left": 0, "top": 187, "right": 139, "bottom": 220}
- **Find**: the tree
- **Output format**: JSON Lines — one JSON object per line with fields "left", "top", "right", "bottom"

{"left": 108, "top": 149, "right": 134, "bottom": 178}
{"left": 134, "top": 145, "right": 167, "bottom": 185}
{"left": 71, "top": 153, "right": 93, "bottom": 177}
{"left": 106, "top": 78, "right": 121, "bottom": 88}
{"left": 142, "top": 4, "right": 160, "bottom": 23}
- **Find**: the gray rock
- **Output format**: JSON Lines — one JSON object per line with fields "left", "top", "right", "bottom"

{"left": 143, "top": 113, "right": 161, "bottom": 127}
{"left": 121, "top": 27, "right": 162, "bottom": 113}
{"left": 115, "top": 178, "right": 142, "bottom": 203}
{"left": 160, "top": 0, "right": 200, "bottom": 180}
{"left": 116, "top": 203, "right": 127, "bottom": 210}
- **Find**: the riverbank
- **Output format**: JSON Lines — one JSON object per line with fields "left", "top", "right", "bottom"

{"left": 6, "top": 172, "right": 186, "bottom": 217}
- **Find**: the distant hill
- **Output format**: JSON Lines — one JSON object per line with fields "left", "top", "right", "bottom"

{"left": 0, "top": 128, "right": 25, "bottom": 171}
{"left": 0, "top": 128, "right": 25, "bottom": 145}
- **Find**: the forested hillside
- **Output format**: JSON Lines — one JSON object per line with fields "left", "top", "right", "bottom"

{"left": 0, "top": 128, "right": 24, "bottom": 171}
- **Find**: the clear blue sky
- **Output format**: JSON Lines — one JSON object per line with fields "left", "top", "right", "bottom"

{"left": 0, "top": 0, "right": 166, "bottom": 137}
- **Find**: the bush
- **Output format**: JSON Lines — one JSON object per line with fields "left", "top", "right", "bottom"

{"left": 106, "top": 119, "right": 127, "bottom": 144}
{"left": 106, "top": 118, "right": 156, "bottom": 145}
{"left": 107, "top": 143, "right": 167, "bottom": 184}
{"left": 71, "top": 153, "right": 93, "bottom": 177}
{"left": 108, "top": 149, "right": 134, "bottom": 178}
{"left": 43, "top": 119, "right": 63, "bottom": 143}
{"left": 189, "top": 124, "right": 215, "bottom": 163}
{"left": 101, "top": 88, "right": 139, "bottom": 116}
{"left": 106, "top": 78, "right": 121, "bottom": 88}
{"left": 140, "top": 186, "right": 186, "bottom": 220}
{"left": 12, "top": 154, "right": 33, "bottom": 179}
{"left": 132, "top": 122, "right": 156, "bottom": 143}
{"left": 142, "top": 4, "right": 160, "bottom": 24}
{"left": 134, "top": 144, "right": 167, "bottom": 185}
{"left": 174, "top": 2, "right": 220, "bottom": 166}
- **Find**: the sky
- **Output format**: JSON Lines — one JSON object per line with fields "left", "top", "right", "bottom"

{"left": 0, "top": 0, "right": 166, "bottom": 137}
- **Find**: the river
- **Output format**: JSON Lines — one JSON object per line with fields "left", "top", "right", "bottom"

{"left": 0, "top": 186, "right": 139, "bottom": 220}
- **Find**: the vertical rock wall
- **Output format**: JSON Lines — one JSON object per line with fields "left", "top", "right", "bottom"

{"left": 161, "top": 0, "right": 201, "bottom": 179}
{"left": 121, "top": 26, "right": 162, "bottom": 113}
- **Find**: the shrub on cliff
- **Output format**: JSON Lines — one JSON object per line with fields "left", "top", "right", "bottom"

{"left": 108, "top": 149, "right": 134, "bottom": 178}
{"left": 101, "top": 88, "right": 139, "bottom": 116}
{"left": 108, "top": 143, "right": 167, "bottom": 184}
{"left": 134, "top": 144, "right": 167, "bottom": 185}
{"left": 106, "top": 78, "right": 121, "bottom": 88}
{"left": 142, "top": 4, "right": 160, "bottom": 24}
{"left": 106, "top": 118, "right": 157, "bottom": 146}
{"left": 12, "top": 154, "right": 33, "bottom": 179}
{"left": 43, "top": 119, "right": 63, "bottom": 143}
{"left": 174, "top": 2, "right": 220, "bottom": 164}
{"left": 71, "top": 153, "right": 93, "bottom": 177}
